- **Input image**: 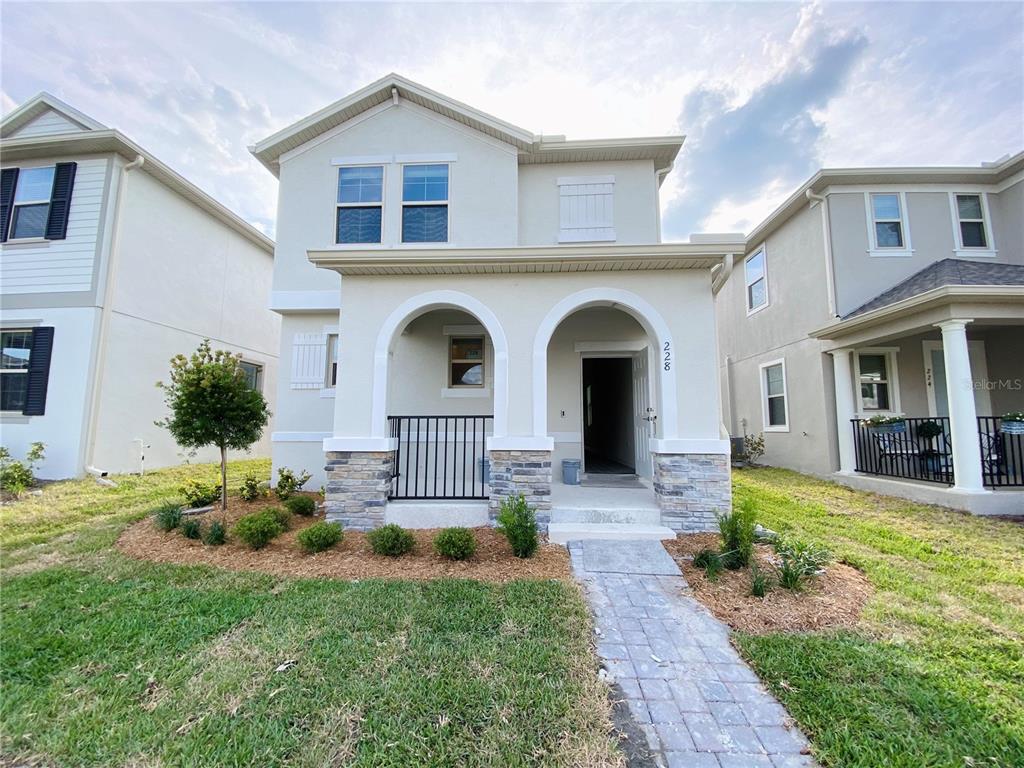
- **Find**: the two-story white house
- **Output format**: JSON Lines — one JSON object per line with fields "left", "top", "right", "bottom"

{"left": 716, "top": 153, "right": 1024, "bottom": 516}
{"left": 1, "top": 93, "right": 280, "bottom": 479}
{"left": 253, "top": 74, "right": 737, "bottom": 538}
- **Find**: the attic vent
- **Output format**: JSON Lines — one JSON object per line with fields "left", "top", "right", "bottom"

{"left": 558, "top": 175, "right": 615, "bottom": 243}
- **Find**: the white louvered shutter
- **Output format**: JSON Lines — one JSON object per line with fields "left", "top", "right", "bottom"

{"left": 558, "top": 176, "right": 615, "bottom": 243}
{"left": 291, "top": 333, "right": 327, "bottom": 389}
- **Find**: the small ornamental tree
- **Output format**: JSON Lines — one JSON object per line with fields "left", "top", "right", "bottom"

{"left": 157, "top": 340, "right": 270, "bottom": 510}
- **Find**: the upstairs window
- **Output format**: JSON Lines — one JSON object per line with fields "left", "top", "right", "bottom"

{"left": 954, "top": 194, "right": 990, "bottom": 249}
{"left": 336, "top": 166, "right": 383, "bottom": 244}
{"left": 449, "top": 336, "right": 484, "bottom": 387}
{"left": 402, "top": 164, "right": 448, "bottom": 243}
{"left": 869, "top": 193, "right": 908, "bottom": 250}
{"left": 744, "top": 247, "right": 768, "bottom": 313}
{"left": 10, "top": 167, "right": 55, "bottom": 239}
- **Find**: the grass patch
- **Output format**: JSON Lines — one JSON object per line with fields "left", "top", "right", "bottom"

{"left": 733, "top": 467, "right": 1024, "bottom": 767}
{"left": 0, "top": 460, "right": 619, "bottom": 766}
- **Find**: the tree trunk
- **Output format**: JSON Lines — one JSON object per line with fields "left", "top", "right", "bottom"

{"left": 220, "top": 444, "right": 228, "bottom": 511}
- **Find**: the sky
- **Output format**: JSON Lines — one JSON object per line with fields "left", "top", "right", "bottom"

{"left": 2, "top": 1, "right": 1021, "bottom": 240}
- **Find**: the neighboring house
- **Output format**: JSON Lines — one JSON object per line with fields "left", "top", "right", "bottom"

{"left": 252, "top": 73, "right": 737, "bottom": 537}
{"left": 716, "top": 153, "right": 1024, "bottom": 515}
{"left": 0, "top": 93, "right": 279, "bottom": 479}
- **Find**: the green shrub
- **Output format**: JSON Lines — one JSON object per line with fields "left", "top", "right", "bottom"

{"left": 297, "top": 521, "right": 344, "bottom": 553}
{"left": 153, "top": 501, "right": 183, "bottom": 532}
{"left": 285, "top": 495, "right": 317, "bottom": 516}
{"left": 693, "top": 548, "right": 723, "bottom": 580}
{"left": 181, "top": 478, "right": 221, "bottom": 508}
{"left": 233, "top": 510, "right": 285, "bottom": 550}
{"left": 275, "top": 467, "right": 312, "bottom": 500}
{"left": 203, "top": 520, "right": 227, "bottom": 546}
{"left": 0, "top": 442, "right": 45, "bottom": 497}
{"left": 774, "top": 535, "right": 831, "bottom": 590}
{"left": 750, "top": 562, "right": 773, "bottom": 597}
{"left": 180, "top": 518, "right": 202, "bottom": 540}
{"left": 367, "top": 524, "right": 415, "bottom": 556}
{"left": 433, "top": 527, "right": 477, "bottom": 560}
{"left": 496, "top": 494, "right": 538, "bottom": 558}
{"left": 719, "top": 498, "right": 757, "bottom": 569}
{"left": 267, "top": 506, "right": 292, "bottom": 530}
{"left": 239, "top": 473, "right": 265, "bottom": 502}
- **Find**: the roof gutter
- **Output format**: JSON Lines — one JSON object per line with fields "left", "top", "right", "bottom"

{"left": 711, "top": 252, "right": 735, "bottom": 295}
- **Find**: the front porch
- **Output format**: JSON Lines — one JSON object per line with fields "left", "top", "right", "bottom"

{"left": 815, "top": 279, "right": 1023, "bottom": 516}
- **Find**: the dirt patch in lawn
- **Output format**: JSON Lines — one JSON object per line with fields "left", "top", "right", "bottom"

{"left": 663, "top": 533, "right": 873, "bottom": 635}
{"left": 116, "top": 496, "right": 569, "bottom": 583}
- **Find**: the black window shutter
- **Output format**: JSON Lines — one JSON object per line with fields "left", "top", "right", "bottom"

{"left": 0, "top": 167, "right": 18, "bottom": 243}
{"left": 23, "top": 327, "right": 55, "bottom": 416}
{"left": 44, "top": 162, "right": 77, "bottom": 240}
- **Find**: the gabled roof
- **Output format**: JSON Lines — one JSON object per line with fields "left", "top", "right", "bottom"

{"left": 1, "top": 93, "right": 273, "bottom": 254}
{"left": 845, "top": 258, "right": 1024, "bottom": 319}
{"left": 250, "top": 73, "right": 684, "bottom": 176}
{"left": 1, "top": 92, "right": 108, "bottom": 137}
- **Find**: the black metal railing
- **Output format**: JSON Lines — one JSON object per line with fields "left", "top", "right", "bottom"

{"left": 851, "top": 417, "right": 954, "bottom": 485}
{"left": 851, "top": 416, "right": 1024, "bottom": 488}
{"left": 388, "top": 415, "right": 493, "bottom": 499}
{"left": 978, "top": 417, "right": 1024, "bottom": 488}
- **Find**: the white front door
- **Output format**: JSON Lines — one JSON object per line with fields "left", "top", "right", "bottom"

{"left": 632, "top": 348, "right": 653, "bottom": 477}
{"left": 923, "top": 340, "right": 992, "bottom": 417}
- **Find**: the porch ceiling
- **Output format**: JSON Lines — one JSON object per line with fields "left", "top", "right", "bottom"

{"left": 306, "top": 243, "right": 731, "bottom": 275}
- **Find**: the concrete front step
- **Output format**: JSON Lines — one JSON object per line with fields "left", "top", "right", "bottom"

{"left": 550, "top": 507, "right": 662, "bottom": 526}
{"left": 547, "top": 522, "right": 676, "bottom": 546}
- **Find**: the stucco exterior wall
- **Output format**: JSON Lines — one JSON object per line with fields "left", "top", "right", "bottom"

{"left": 989, "top": 179, "right": 1023, "bottom": 263}
{"left": 90, "top": 164, "right": 279, "bottom": 474}
{"left": 517, "top": 160, "right": 660, "bottom": 245}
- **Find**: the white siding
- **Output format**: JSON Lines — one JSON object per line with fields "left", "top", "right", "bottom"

{"left": 10, "top": 109, "right": 87, "bottom": 138}
{"left": 0, "top": 157, "right": 108, "bottom": 294}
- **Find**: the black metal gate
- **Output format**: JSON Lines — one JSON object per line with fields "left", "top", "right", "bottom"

{"left": 388, "top": 415, "right": 493, "bottom": 499}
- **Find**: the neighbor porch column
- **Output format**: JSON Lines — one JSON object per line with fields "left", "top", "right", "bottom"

{"left": 829, "top": 349, "right": 857, "bottom": 473}
{"left": 937, "top": 319, "right": 986, "bottom": 493}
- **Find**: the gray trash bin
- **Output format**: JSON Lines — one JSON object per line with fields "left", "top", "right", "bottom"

{"left": 477, "top": 457, "right": 490, "bottom": 485}
{"left": 562, "top": 459, "right": 581, "bottom": 485}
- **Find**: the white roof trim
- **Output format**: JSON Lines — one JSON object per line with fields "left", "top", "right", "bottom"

{"left": 1, "top": 92, "right": 108, "bottom": 136}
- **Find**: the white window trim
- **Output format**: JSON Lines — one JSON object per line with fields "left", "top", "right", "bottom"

{"left": 335, "top": 164, "right": 385, "bottom": 245}
{"left": 8, "top": 165, "right": 55, "bottom": 243}
{"left": 853, "top": 347, "right": 902, "bottom": 416}
{"left": 948, "top": 192, "right": 997, "bottom": 257}
{"left": 400, "top": 162, "right": 451, "bottom": 245}
{"left": 864, "top": 191, "right": 914, "bottom": 257}
{"left": 758, "top": 358, "right": 789, "bottom": 432}
{"left": 744, "top": 245, "right": 769, "bottom": 316}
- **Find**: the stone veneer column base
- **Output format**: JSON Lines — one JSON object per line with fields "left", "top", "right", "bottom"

{"left": 488, "top": 450, "right": 552, "bottom": 530}
{"left": 653, "top": 453, "right": 731, "bottom": 533}
{"left": 324, "top": 451, "right": 394, "bottom": 531}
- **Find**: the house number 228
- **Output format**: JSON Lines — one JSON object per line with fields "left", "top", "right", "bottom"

{"left": 663, "top": 342, "right": 672, "bottom": 371}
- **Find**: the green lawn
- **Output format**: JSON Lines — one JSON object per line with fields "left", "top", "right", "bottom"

{"left": 0, "top": 460, "right": 619, "bottom": 767}
{"left": 733, "top": 467, "right": 1024, "bottom": 768}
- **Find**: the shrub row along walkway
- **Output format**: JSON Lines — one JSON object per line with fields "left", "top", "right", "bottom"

{"left": 569, "top": 539, "right": 817, "bottom": 768}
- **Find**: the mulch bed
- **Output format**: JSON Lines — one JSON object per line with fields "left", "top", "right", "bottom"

{"left": 116, "top": 495, "right": 570, "bottom": 583}
{"left": 663, "top": 533, "right": 873, "bottom": 635}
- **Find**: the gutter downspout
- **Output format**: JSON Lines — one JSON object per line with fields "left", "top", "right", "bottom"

{"left": 806, "top": 188, "right": 838, "bottom": 318}
{"left": 654, "top": 162, "right": 673, "bottom": 243}
{"left": 83, "top": 154, "right": 145, "bottom": 475}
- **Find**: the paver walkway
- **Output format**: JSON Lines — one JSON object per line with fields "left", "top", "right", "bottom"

{"left": 569, "top": 539, "right": 817, "bottom": 768}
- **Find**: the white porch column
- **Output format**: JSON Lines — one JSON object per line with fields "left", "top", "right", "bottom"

{"left": 829, "top": 349, "right": 857, "bottom": 473}
{"left": 937, "top": 320, "right": 986, "bottom": 493}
